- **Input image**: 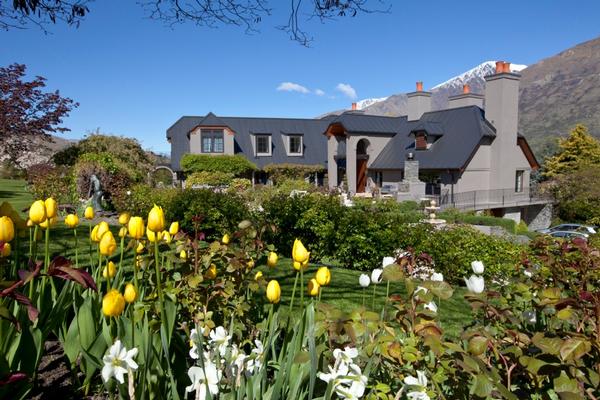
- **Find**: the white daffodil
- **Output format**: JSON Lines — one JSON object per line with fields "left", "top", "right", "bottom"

{"left": 185, "top": 362, "right": 221, "bottom": 399}
{"left": 430, "top": 272, "right": 444, "bottom": 282}
{"left": 471, "top": 260, "right": 485, "bottom": 274}
{"left": 319, "top": 362, "right": 367, "bottom": 400}
{"left": 333, "top": 347, "right": 359, "bottom": 366}
{"left": 407, "top": 392, "right": 431, "bottom": 400}
{"left": 371, "top": 268, "right": 383, "bottom": 284}
{"left": 382, "top": 256, "right": 395, "bottom": 268}
{"left": 404, "top": 370, "right": 428, "bottom": 387}
{"left": 523, "top": 310, "right": 537, "bottom": 324}
{"left": 464, "top": 275, "right": 485, "bottom": 294}
{"left": 524, "top": 269, "right": 533, "bottom": 278}
{"left": 424, "top": 301, "right": 438, "bottom": 313}
{"left": 101, "top": 340, "right": 139, "bottom": 384}
{"left": 414, "top": 286, "right": 428, "bottom": 299}
{"left": 209, "top": 326, "right": 232, "bottom": 357}
{"left": 246, "top": 339, "right": 264, "bottom": 375}
{"left": 189, "top": 328, "right": 201, "bottom": 360}
{"left": 359, "top": 274, "right": 370, "bottom": 288}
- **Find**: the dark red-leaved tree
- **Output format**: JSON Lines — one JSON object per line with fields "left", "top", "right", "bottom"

{"left": 0, "top": 63, "right": 78, "bottom": 164}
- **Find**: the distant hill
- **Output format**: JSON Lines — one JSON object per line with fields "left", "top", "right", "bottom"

{"left": 0, "top": 134, "right": 75, "bottom": 169}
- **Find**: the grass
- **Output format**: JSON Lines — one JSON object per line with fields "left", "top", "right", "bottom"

{"left": 1, "top": 178, "right": 471, "bottom": 338}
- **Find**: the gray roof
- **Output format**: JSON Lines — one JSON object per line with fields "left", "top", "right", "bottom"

{"left": 369, "top": 106, "right": 496, "bottom": 170}
{"left": 328, "top": 112, "right": 405, "bottom": 134}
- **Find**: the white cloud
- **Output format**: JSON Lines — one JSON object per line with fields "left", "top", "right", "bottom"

{"left": 277, "top": 82, "right": 310, "bottom": 94}
{"left": 335, "top": 83, "right": 357, "bottom": 99}
{"left": 314, "top": 89, "right": 325, "bottom": 96}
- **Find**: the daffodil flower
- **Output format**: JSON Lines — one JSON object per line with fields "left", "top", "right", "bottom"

{"left": 209, "top": 326, "right": 231, "bottom": 357}
{"left": 185, "top": 362, "right": 221, "bottom": 399}
{"left": 101, "top": 340, "right": 139, "bottom": 384}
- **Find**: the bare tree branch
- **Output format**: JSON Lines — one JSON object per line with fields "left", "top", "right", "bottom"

{"left": 0, "top": 0, "right": 90, "bottom": 32}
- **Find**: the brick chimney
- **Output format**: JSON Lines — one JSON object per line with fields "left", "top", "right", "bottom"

{"left": 407, "top": 81, "right": 431, "bottom": 121}
{"left": 351, "top": 102, "right": 357, "bottom": 111}
{"left": 448, "top": 84, "right": 484, "bottom": 109}
{"left": 485, "top": 60, "right": 522, "bottom": 189}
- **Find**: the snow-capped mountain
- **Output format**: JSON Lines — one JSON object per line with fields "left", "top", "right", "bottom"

{"left": 431, "top": 61, "right": 527, "bottom": 91}
{"left": 355, "top": 96, "right": 389, "bottom": 110}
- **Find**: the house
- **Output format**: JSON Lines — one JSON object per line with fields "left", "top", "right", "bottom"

{"left": 167, "top": 61, "right": 551, "bottom": 229}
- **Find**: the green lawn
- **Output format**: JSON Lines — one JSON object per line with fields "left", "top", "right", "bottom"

{"left": 1, "top": 178, "right": 471, "bottom": 337}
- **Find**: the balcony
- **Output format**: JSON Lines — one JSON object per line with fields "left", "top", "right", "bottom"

{"left": 438, "top": 187, "right": 552, "bottom": 211}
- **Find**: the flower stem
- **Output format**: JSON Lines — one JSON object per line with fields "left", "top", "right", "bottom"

{"left": 300, "top": 267, "right": 304, "bottom": 307}
{"left": 74, "top": 228, "right": 79, "bottom": 269}
{"left": 289, "top": 272, "right": 299, "bottom": 313}
{"left": 372, "top": 284, "right": 377, "bottom": 309}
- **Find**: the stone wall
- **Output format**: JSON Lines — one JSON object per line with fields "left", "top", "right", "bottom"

{"left": 524, "top": 203, "right": 553, "bottom": 231}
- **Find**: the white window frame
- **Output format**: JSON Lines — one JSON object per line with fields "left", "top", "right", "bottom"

{"left": 255, "top": 134, "right": 272, "bottom": 156}
{"left": 288, "top": 134, "right": 303, "bottom": 156}
{"left": 515, "top": 170, "right": 524, "bottom": 193}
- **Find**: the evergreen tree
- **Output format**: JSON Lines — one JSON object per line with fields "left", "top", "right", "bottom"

{"left": 543, "top": 124, "right": 600, "bottom": 178}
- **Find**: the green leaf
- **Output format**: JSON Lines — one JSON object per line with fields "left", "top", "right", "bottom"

{"left": 425, "top": 281, "right": 454, "bottom": 300}
{"left": 553, "top": 371, "right": 580, "bottom": 395}
{"left": 519, "top": 355, "right": 548, "bottom": 375}
{"left": 559, "top": 337, "right": 591, "bottom": 362}
{"left": 381, "top": 264, "right": 404, "bottom": 282}
{"left": 532, "top": 333, "right": 563, "bottom": 355}
{"left": 470, "top": 374, "right": 493, "bottom": 398}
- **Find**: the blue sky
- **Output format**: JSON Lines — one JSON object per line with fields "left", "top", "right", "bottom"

{"left": 2, "top": 0, "right": 600, "bottom": 154}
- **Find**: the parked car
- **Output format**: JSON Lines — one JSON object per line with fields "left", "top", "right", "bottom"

{"left": 547, "top": 230, "right": 589, "bottom": 240}
{"left": 537, "top": 224, "right": 597, "bottom": 235}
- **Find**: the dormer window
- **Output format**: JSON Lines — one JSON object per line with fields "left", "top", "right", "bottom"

{"left": 288, "top": 135, "right": 303, "bottom": 156}
{"left": 415, "top": 132, "right": 428, "bottom": 150}
{"left": 255, "top": 134, "right": 272, "bottom": 156}
{"left": 201, "top": 129, "right": 224, "bottom": 153}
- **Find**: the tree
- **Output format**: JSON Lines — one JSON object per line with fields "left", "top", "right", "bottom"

{"left": 1, "top": 0, "right": 389, "bottom": 46}
{"left": 0, "top": 63, "right": 78, "bottom": 164}
{"left": 549, "top": 166, "right": 600, "bottom": 224}
{"left": 542, "top": 124, "right": 600, "bottom": 178}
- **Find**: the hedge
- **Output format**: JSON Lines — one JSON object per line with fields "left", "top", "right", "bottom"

{"left": 180, "top": 154, "right": 257, "bottom": 175}
{"left": 263, "top": 163, "right": 324, "bottom": 183}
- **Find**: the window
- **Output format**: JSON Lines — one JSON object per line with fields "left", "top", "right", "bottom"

{"left": 288, "top": 135, "right": 303, "bottom": 155}
{"left": 255, "top": 135, "right": 271, "bottom": 156}
{"left": 515, "top": 170, "right": 524, "bottom": 192}
{"left": 201, "top": 129, "right": 224, "bottom": 153}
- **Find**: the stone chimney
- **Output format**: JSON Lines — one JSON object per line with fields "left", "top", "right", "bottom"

{"left": 448, "top": 84, "right": 484, "bottom": 109}
{"left": 485, "top": 60, "right": 522, "bottom": 189}
{"left": 351, "top": 102, "right": 357, "bottom": 111}
{"left": 407, "top": 81, "right": 431, "bottom": 121}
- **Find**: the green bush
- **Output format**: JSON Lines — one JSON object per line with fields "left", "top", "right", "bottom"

{"left": 124, "top": 184, "right": 178, "bottom": 216}
{"left": 263, "top": 163, "right": 324, "bottom": 183}
{"left": 26, "top": 163, "right": 74, "bottom": 204}
{"left": 228, "top": 178, "right": 252, "bottom": 192}
{"left": 180, "top": 154, "right": 257, "bottom": 175}
{"left": 439, "top": 209, "right": 517, "bottom": 233}
{"left": 276, "top": 178, "right": 315, "bottom": 194}
{"left": 186, "top": 171, "right": 234, "bottom": 187}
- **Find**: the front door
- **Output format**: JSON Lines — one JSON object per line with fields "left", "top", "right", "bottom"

{"left": 357, "top": 159, "right": 368, "bottom": 193}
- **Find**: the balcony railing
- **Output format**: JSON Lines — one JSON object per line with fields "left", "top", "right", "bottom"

{"left": 437, "top": 187, "right": 552, "bottom": 211}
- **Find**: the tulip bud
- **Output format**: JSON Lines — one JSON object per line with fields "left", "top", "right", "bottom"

{"left": 128, "top": 216, "right": 145, "bottom": 239}
{"left": 118, "top": 212, "right": 130, "bottom": 225}
{"left": 26, "top": 218, "right": 33, "bottom": 227}
{"left": 147, "top": 204, "right": 165, "bottom": 232}
{"left": 254, "top": 271, "right": 263, "bottom": 281}
{"left": 266, "top": 280, "right": 281, "bottom": 304}
{"left": 169, "top": 221, "right": 179, "bottom": 235}
{"left": 118, "top": 226, "right": 127, "bottom": 238}
{"left": 205, "top": 264, "right": 217, "bottom": 279}
{"left": 29, "top": 200, "right": 47, "bottom": 225}
{"left": 359, "top": 274, "right": 370, "bottom": 288}
{"left": 247, "top": 259, "right": 254, "bottom": 269}
{"left": 162, "top": 231, "right": 172, "bottom": 244}
{"left": 146, "top": 227, "right": 163, "bottom": 243}
{"left": 124, "top": 283, "right": 138, "bottom": 303}
{"left": 97, "top": 221, "right": 110, "bottom": 240}
{"left": 90, "top": 224, "right": 100, "bottom": 242}
{"left": 308, "top": 278, "right": 320, "bottom": 297}
{"left": 315, "top": 267, "right": 331, "bottom": 286}
{"left": 44, "top": 198, "right": 58, "bottom": 219}
{"left": 99, "top": 231, "right": 117, "bottom": 256}
{"left": 0, "top": 216, "right": 15, "bottom": 243}
{"left": 64, "top": 214, "right": 79, "bottom": 229}
{"left": 222, "top": 234, "right": 230, "bottom": 244}
{"left": 102, "top": 289, "right": 125, "bottom": 317}
{"left": 102, "top": 261, "right": 117, "bottom": 278}
{"left": 0, "top": 243, "right": 11, "bottom": 257}
{"left": 180, "top": 250, "right": 187, "bottom": 260}
{"left": 471, "top": 261, "right": 485, "bottom": 275}
{"left": 84, "top": 206, "right": 95, "bottom": 220}
{"left": 136, "top": 242, "right": 145, "bottom": 254}
{"left": 267, "top": 252, "right": 278, "bottom": 268}
{"left": 292, "top": 239, "right": 309, "bottom": 264}
{"left": 39, "top": 216, "right": 57, "bottom": 229}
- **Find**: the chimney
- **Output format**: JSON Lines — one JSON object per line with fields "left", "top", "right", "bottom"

{"left": 407, "top": 81, "right": 431, "bottom": 121}
{"left": 485, "top": 59, "right": 522, "bottom": 188}
{"left": 448, "top": 84, "right": 484, "bottom": 109}
{"left": 351, "top": 102, "right": 357, "bottom": 111}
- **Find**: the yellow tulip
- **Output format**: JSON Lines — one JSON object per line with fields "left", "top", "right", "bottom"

{"left": 163, "top": 231, "right": 172, "bottom": 244}
{"left": 102, "top": 261, "right": 117, "bottom": 278}
{"left": 118, "top": 212, "right": 130, "bottom": 225}
{"left": 255, "top": 271, "right": 263, "bottom": 280}
{"left": 128, "top": 216, "right": 145, "bottom": 239}
{"left": 102, "top": 289, "right": 125, "bottom": 317}
{"left": 147, "top": 204, "right": 165, "bottom": 232}
{"left": 292, "top": 239, "right": 310, "bottom": 264}
{"left": 26, "top": 218, "right": 33, "bottom": 227}
{"left": 44, "top": 198, "right": 58, "bottom": 219}
{"left": 90, "top": 224, "right": 100, "bottom": 242}
{"left": 293, "top": 260, "right": 309, "bottom": 272}
{"left": 247, "top": 259, "right": 255, "bottom": 269}
{"left": 29, "top": 200, "right": 47, "bottom": 224}
{"left": 308, "top": 278, "right": 320, "bottom": 297}
{"left": 84, "top": 206, "right": 94, "bottom": 220}
{"left": 124, "top": 283, "right": 138, "bottom": 303}
{"left": 146, "top": 227, "right": 163, "bottom": 243}
{"left": 64, "top": 214, "right": 79, "bottom": 228}
{"left": 118, "top": 226, "right": 128, "bottom": 238}
{"left": 97, "top": 221, "right": 110, "bottom": 240}
{"left": 205, "top": 264, "right": 217, "bottom": 279}
{"left": 136, "top": 242, "right": 145, "bottom": 254}
{"left": 315, "top": 267, "right": 331, "bottom": 286}
{"left": 99, "top": 231, "right": 117, "bottom": 256}
{"left": 266, "top": 280, "right": 281, "bottom": 304}
{"left": 39, "top": 216, "right": 57, "bottom": 229}
{"left": 222, "top": 234, "right": 230, "bottom": 244}
{"left": 0, "top": 202, "right": 26, "bottom": 230}
{"left": 0, "top": 243, "right": 11, "bottom": 257}
{"left": 169, "top": 221, "right": 179, "bottom": 235}
{"left": 0, "top": 216, "right": 15, "bottom": 242}
{"left": 267, "top": 252, "right": 278, "bottom": 268}
{"left": 180, "top": 250, "right": 187, "bottom": 260}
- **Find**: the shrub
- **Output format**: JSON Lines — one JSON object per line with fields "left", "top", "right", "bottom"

{"left": 228, "top": 178, "right": 252, "bottom": 192}
{"left": 186, "top": 171, "right": 234, "bottom": 187}
{"left": 26, "top": 163, "right": 74, "bottom": 204}
{"left": 440, "top": 209, "right": 517, "bottom": 233}
{"left": 180, "top": 154, "right": 257, "bottom": 175}
{"left": 263, "top": 163, "right": 324, "bottom": 183}
{"left": 125, "top": 184, "right": 179, "bottom": 217}
{"left": 275, "top": 178, "right": 315, "bottom": 194}
{"left": 52, "top": 144, "right": 81, "bottom": 166}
